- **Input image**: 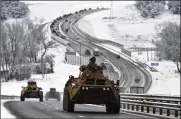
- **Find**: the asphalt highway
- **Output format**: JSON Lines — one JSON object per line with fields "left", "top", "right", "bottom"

{"left": 4, "top": 99, "right": 156, "bottom": 118}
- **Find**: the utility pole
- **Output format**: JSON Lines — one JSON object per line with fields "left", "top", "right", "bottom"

{"left": 110, "top": 0, "right": 113, "bottom": 21}
{"left": 147, "top": 47, "right": 149, "bottom": 61}
{"left": 151, "top": 47, "right": 152, "bottom": 60}
{"left": 80, "top": 42, "right": 81, "bottom": 66}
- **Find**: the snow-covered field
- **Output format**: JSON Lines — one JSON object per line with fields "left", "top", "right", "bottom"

{"left": 26, "top": 1, "right": 111, "bottom": 23}
{"left": 77, "top": 1, "right": 180, "bottom": 49}
{"left": 1, "top": 43, "right": 79, "bottom": 95}
{"left": 77, "top": 1, "right": 180, "bottom": 95}
{"left": 132, "top": 52, "right": 180, "bottom": 95}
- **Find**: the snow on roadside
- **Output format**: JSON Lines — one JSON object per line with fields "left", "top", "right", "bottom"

{"left": 132, "top": 51, "right": 180, "bottom": 95}
{"left": 76, "top": 1, "right": 180, "bottom": 95}
{"left": 1, "top": 39, "right": 79, "bottom": 96}
{"left": 100, "top": 43, "right": 180, "bottom": 95}
{"left": 1, "top": 100, "right": 16, "bottom": 118}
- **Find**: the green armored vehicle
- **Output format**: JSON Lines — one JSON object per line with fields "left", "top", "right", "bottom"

{"left": 63, "top": 57, "right": 120, "bottom": 113}
{"left": 20, "top": 80, "right": 43, "bottom": 102}
{"left": 45, "top": 88, "right": 61, "bottom": 101}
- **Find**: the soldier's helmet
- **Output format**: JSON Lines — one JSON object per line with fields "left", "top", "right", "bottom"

{"left": 90, "top": 57, "right": 96, "bottom": 63}
{"left": 27, "top": 80, "right": 36, "bottom": 85}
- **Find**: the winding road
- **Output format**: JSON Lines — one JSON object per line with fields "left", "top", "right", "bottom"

{"left": 3, "top": 8, "right": 153, "bottom": 118}
{"left": 60, "top": 9, "right": 152, "bottom": 93}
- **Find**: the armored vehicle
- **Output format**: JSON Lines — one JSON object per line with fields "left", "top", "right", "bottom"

{"left": 20, "top": 81, "right": 43, "bottom": 102}
{"left": 63, "top": 58, "right": 120, "bottom": 113}
{"left": 45, "top": 88, "right": 61, "bottom": 101}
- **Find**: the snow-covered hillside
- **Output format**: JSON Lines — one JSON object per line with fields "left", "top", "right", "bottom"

{"left": 77, "top": 1, "right": 180, "bottom": 95}
{"left": 1, "top": 42, "right": 79, "bottom": 95}
{"left": 1, "top": 1, "right": 113, "bottom": 96}
{"left": 26, "top": 1, "right": 111, "bottom": 23}
{"left": 1, "top": 0, "right": 180, "bottom": 98}
{"left": 77, "top": 1, "right": 180, "bottom": 49}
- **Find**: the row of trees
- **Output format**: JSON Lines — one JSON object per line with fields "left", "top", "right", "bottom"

{"left": 154, "top": 22, "right": 180, "bottom": 73}
{"left": 0, "top": 18, "right": 56, "bottom": 81}
{"left": 1, "top": 1, "right": 29, "bottom": 21}
{"left": 135, "top": 1, "right": 180, "bottom": 18}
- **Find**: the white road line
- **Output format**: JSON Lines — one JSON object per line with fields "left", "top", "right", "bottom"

{"left": 43, "top": 103, "right": 48, "bottom": 106}
{"left": 78, "top": 115, "right": 84, "bottom": 118}
{"left": 48, "top": 105, "right": 53, "bottom": 108}
{"left": 55, "top": 108, "right": 59, "bottom": 110}
{"left": 40, "top": 102, "right": 47, "bottom": 106}
{"left": 84, "top": 104, "right": 104, "bottom": 107}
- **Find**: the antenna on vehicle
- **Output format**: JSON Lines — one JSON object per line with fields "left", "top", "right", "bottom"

{"left": 78, "top": 38, "right": 81, "bottom": 66}
{"left": 80, "top": 43, "right": 81, "bottom": 66}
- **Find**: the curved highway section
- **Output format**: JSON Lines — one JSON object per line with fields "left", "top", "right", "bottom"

{"left": 3, "top": 8, "right": 153, "bottom": 119}
{"left": 60, "top": 9, "right": 152, "bottom": 93}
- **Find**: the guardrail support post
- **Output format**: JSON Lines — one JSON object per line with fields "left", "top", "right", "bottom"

{"left": 167, "top": 101, "right": 170, "bottom": 116}
{"left": 153, "top": 106, "right": 156, "bottom": 114}
{"left": 159, "top": 108, "right": 162, "bottom": 115}
{"left": 127, "top": 104, "right": 130, "bottom": 110}
{"left": 175, "top": 110, "right": 178, "bottom": 117}
{"left": 132, "top": 105, "right": 134, "bottom": 110}
{"left": 175, "top": 102, "right": 179, "bottom": 117}
{"left": 167, "top": 109, "right": 170, "bottom": 116}
{"left": 141, "top": 106, "right": 144, "bottom": 112}
{"left": 123, "top": 104, "right": 126, "bottom": 109}
{"left": 136, "top": 105, "right": 139, "bottom": 111}
{"left": 147, "top": 106, "right": 149, "bottom": 113}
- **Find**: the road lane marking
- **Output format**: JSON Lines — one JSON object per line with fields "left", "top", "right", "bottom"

{"left": 78, "top": 115, "right": 84, "bottom": 118}
{"left": 41, "top": 102, "right": 48, "bottom": 106}
{"left": 84, "top": 104, "right": 104, "bottom": 107}
{"left": 55, "top": 108, "right": 59, "bottom": 110}
{"left": 48, "top": 105, "right": 53, "bottom": 108}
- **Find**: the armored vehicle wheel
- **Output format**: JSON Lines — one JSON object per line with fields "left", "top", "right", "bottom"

{"left": 39, "top": 92, "right": 43, "bottom": 102}
{"left": 63, "top": 88, "right": 74, "bottom": 112}
{"left": 56, "top": 92, "right": 61, "bottom": 101}
{"left": 106, "top": 96, "right": 120, "bottom": 114}
{"left": 20, "top": 95, "right": 25, "bottom": 101}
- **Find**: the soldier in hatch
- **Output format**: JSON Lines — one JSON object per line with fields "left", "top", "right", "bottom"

{"left": 86, "top": 57, "right": 98, "bottom": 73}
{"left": 26, "top": 80, "right": 37, "bottom": 92}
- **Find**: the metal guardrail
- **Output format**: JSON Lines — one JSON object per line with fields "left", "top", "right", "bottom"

{"left": 120, "top": 93, "right": 181, "bottom": 118}
{"left": 1, "top": 95, "right": 20, "bottom": 99}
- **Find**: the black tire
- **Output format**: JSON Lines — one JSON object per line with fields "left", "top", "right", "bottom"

{"left": 106, "top": 96, "right": 120, "bottom": 114}
{"left": 56, "top": 92, "right": 61, "bottom": 101}
{"left": 63, "top": 88, "right": 74, "bottom": 112}
{"left": 20, "top": 95, "right": 25, "bottom": 101}
{"left": 39, "top": 91, "right": 43, "bottom": 102}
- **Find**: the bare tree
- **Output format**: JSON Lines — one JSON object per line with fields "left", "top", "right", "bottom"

{"left": 1, "top": 17, "right": 56, "bottom": 81}
{"left": 155, "top": 22, "right": 180, "bottom": 72}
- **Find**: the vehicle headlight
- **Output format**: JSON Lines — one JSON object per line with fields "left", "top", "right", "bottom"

{"left": 103, "top": 88, "right": 106, "bottom": 90}
{"left": 107, "top": 88, "right": 109, "bottom": 90}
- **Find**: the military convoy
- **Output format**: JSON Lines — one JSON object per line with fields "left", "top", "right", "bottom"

{"left": 63, "top": 57, "right": 120, "bottom": 113}
{"left": 20, "top": 81, "right": 43, "bottom": 102}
